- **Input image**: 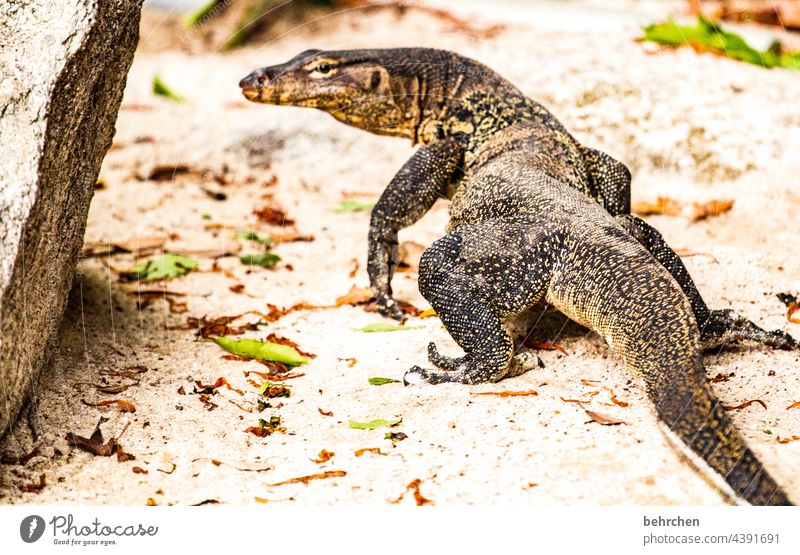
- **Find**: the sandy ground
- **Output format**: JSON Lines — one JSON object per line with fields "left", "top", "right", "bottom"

{"left": 1, "top": 1, "right": 799, "bottom": 506}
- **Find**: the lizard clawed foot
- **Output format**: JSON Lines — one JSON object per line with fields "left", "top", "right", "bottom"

{"left": 506, "top": 352, "right": 544, "bottom": 378}
{"left": 376, "top": 295, "right": 404, "bottom": 320}
{"left": 701, "top": 309, "right": 799, "bottom": 351}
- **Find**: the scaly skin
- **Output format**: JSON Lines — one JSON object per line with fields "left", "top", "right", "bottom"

{"left": 240, "top": 48, "right": 795, "bottom": 504}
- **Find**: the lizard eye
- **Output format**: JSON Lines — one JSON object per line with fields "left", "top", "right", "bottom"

{"left": 315, "top": 63, "right": 332, "bottom": 74}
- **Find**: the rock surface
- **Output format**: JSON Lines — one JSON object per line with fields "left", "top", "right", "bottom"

{"left": 0, "top": 1, "right": 143, "bottom": 436}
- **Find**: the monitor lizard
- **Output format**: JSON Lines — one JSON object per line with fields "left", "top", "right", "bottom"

{"left": 240, "top": 47, "right": 797, "bottom": 505}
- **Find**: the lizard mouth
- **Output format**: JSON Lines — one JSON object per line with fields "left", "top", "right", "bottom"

{"left": 239, "top": 72, "right": 265, "bottom": 102}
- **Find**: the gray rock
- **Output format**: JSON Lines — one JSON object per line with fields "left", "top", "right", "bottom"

{"left": 0, "top": 1, "right": 143, "bottom": 436}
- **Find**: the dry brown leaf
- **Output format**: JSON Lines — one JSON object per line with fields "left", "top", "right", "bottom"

{"left": 338, "top": 357, "right": 357, "bottom": 368}
{"left": 723, "top": 399, "right": 767, "bottom": 411}
{"left": 788, "top": 303, "right": 800, "bottom": 324}
{"left": 271, "top": 232, "right": 314, "bottom": 244}
{"left": 254, "top": 497, "right": 269, "bottom": 504}
{"left": 391, "top": 478, "right": 433, "bottom": 506}
{"left": 528, "top": 342, "right": 569, "bottom": 356}
{"left": 192, "top": 458, "right": 272, "bottom": 472}
{"left": 605, "top": 388, "right": 629, "bottom": 408}
{"left": 355, "top": 448, "right": 386, "bottom": 457}
{"left": 335, "top": 285, "right": 374, "bottom": 306}
{"left": 632, "top": 197, "right": 683, "bottom": 217}
{"left": 65, "top": 417, "right": 130, "bottom": 457}
{"left": 81, "top": 399, "right": 137, "bottom": 413}
{"left": 710, "top": 373, "right": 733, "bottom": 383}
{"left": 691, "top": 199, "right": 734, "bottom": 221}
{"left": 396, "top": 241, "right": 426, "bottom": 273}
{"left": 310, "top": 449, "right": 335, "bottom": 464}
{"left": 253, "top": 205, "right": 294, "bottom": 226}
{"left": 318, "top": 408, "right": 334, "bottom": 417}
{"left": 584, "top": 409, "right": 626, "bottom": 426}
{"left": 0, "top": 441, "right": 42, "bottom": 466}
{"left": 132, "top": 466, "right": 148, "bottom": 474}
{"left": 269, "top": 470, "right": 346, "bottom": 487}
{"left": 265, "top": 333, "right": 316, "bottom": 358}
{"left": 777, "top": 436, "right": 800, "bottom": 444}
{"left": 20, "top": 474, "right": 46, "bottom": 493}
{"left": 82, "top": 236, "right": 166, "bottom": 258}
{"left": 194, "top": 377, "right": 244, "bottom": 396}
{"left": 348, "top": 258, "right": 359, "bottom": 278}
{"left": 787, "top": 401, "right": 800, "bottom": 410}
{"left": 472, "top": 390, "right": 539, "bottom": 397}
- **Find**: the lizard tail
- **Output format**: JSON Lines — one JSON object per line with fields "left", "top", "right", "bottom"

{"left": 643, "top": 354, "right": 792, "bottom": 505}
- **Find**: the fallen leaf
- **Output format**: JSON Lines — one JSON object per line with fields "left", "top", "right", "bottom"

{"left": 391, "top": 478, "right": 433, "bottom": 506}
{"left": 0, "top": 441, "right": 42, "bottom": 465}
{"left": 709, "top": 373, "right": 732, "bottom": 383}
{"left": 355, "top": 448, "right": 386, "bottom": 457}
{"left": 368, "top": 377, "right": 401, "bottom": 386}
{"left": 269, "top": 470, "right": 346, "bottom": 487}
{"left": 123, "top": 253, "right": 199, "bottom": 281}
{"left": 632, "top": 196, "right": 683, "bottom": 217}
{"left": 146, "top": 498, "right": 158, "bottom": 506}
{"left": 348, "top": 258, "right": 359, "bottom": 278}
{"left": 353, "top": 323, "right": 422, "bottom": 333}
{"left": 81, "top": 399, "right": 137, "bottom": 413}
{"left": 584, "top": 409, "right": 626, "bottom": 426}
{"left": 787, "top": 401, "right": 800, "bottom": 410}
{"left": 192, "top": 458, "right": 273, "bottom": 472}
{"left": 777, "top": 436, "right": 800, "bottom": 444}
{"left": 258, "top": 381, "right": 290, "bottom": 398}
{"left": 472, "top": 390, "right": 539, "bottom": 397}
{"left": 265, "top": 333, "right": 316, "bottom": 358}
{"left": 338, "top": 357, "right": 357, "bottom": 368}
{"left": 271, "top": 232, "right": 314, "bottom": 244}
{"left": 152, "top": 75, "right": 185, "bottom": 102}
{"left": 311, "top": 449, "right": 335, "bottom": 464}
{"left": 349, "top": 418, "right": 402, "bottom": 430}
{"left": 605, "top": 388, "right": 629, "bottom": 408}
{"left": 335, "top": 285, "right": 373, "bottom": 306}
{"left": 528, "top": 342, "right": 569, "bottom": 356}
{"left": 213, "top": 337, "right": 308, "bottom": 367}
{"left": 254, "top": 497, "right": 269, "bottom": 503}
{"left": 20, "top": 474, "right": 46, "bottom": 493}
{"left": 397, "top": 241, "right": 426, "bottom": 272}
{"left": 692, "top": 199, "right": 735, "bottom": 221}
{"left": 318, "top": 408, "right": 334, "bottom": 417}
{"left": 723, "top": 399, "right": 767, "bottom": 411}
{"left": 65, "top": 417, "right": 130, "bottom": 457}
{"left": 253, "top": 205, "right": 294, "bottom": 226}
{"left": 132, "top": 466, "right": 148, "bottom": 474}
{"left": 240, "top": 252, "right": 281, "bottom": 268}
{"left": 82, "top": 236, "right": 166, "bottom": 258}
{"left": 334, "top": 200, "right": 375, "bottom": 213}
{"left": 194, "top": 377, "right": 244, "bottom": 396}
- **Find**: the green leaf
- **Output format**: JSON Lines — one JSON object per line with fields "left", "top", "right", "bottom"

{"left": 259, "top": 416, "right": 281, "bottom": 429}
{"left": 258, "top": 381, "right": 290, "bottom": 397}
{"left": 214, "top": 337, "right": 308, "bottom": 367}
{"left": 152, "top": 75, "right": 186, "bottom": 102}
{"left": 641, "top": 16, "right": 799, "bottom": 71}
{"left": 354, "top": 323, "right": 422, "bottom": 333}
{"left": 236, "top": 230, "right": 273, "bottom": 246}
{"left": 334, "top": 200, "right": 376, "bottom": 213}
{"left": 129, "top": 254, "right": 199, "bottom": 281}
{"left": 368, "top": 377, "right": 401, "bottom": 386}
{"left": 183, "top": 0, "right": 224, "bottom": 28}
{"left": 349, "top": 418, "right": 402, "bottom": 430}
{"left": 240, "top": 252, "right": 281, "bottom": 267}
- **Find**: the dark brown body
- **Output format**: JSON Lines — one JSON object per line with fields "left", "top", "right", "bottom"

{"left": 241, "top": 47, "right": 796, "bottom": 505}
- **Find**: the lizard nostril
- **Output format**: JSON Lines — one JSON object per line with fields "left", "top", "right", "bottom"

{"left": 238, "top": 73, "right": 259, "bottom": 90}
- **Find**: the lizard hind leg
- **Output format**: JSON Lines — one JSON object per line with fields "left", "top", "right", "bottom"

{"left": 404, "top": 224, "right": 551, "bottom": 385}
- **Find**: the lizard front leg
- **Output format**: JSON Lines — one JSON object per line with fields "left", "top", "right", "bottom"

{"left": 368, "top": 139, "right": 463, "bottom": 318}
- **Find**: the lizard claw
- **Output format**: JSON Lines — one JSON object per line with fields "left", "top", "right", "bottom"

{"left": 403, "top": 366, "right": 434, "bottom": 386}
{"left": 376, "top": 296, "right": 404, "bottom": 320}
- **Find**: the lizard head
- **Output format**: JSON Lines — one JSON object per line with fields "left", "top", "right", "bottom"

{"left": 239, "top": 49, "right": 424, "bottom": 140}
